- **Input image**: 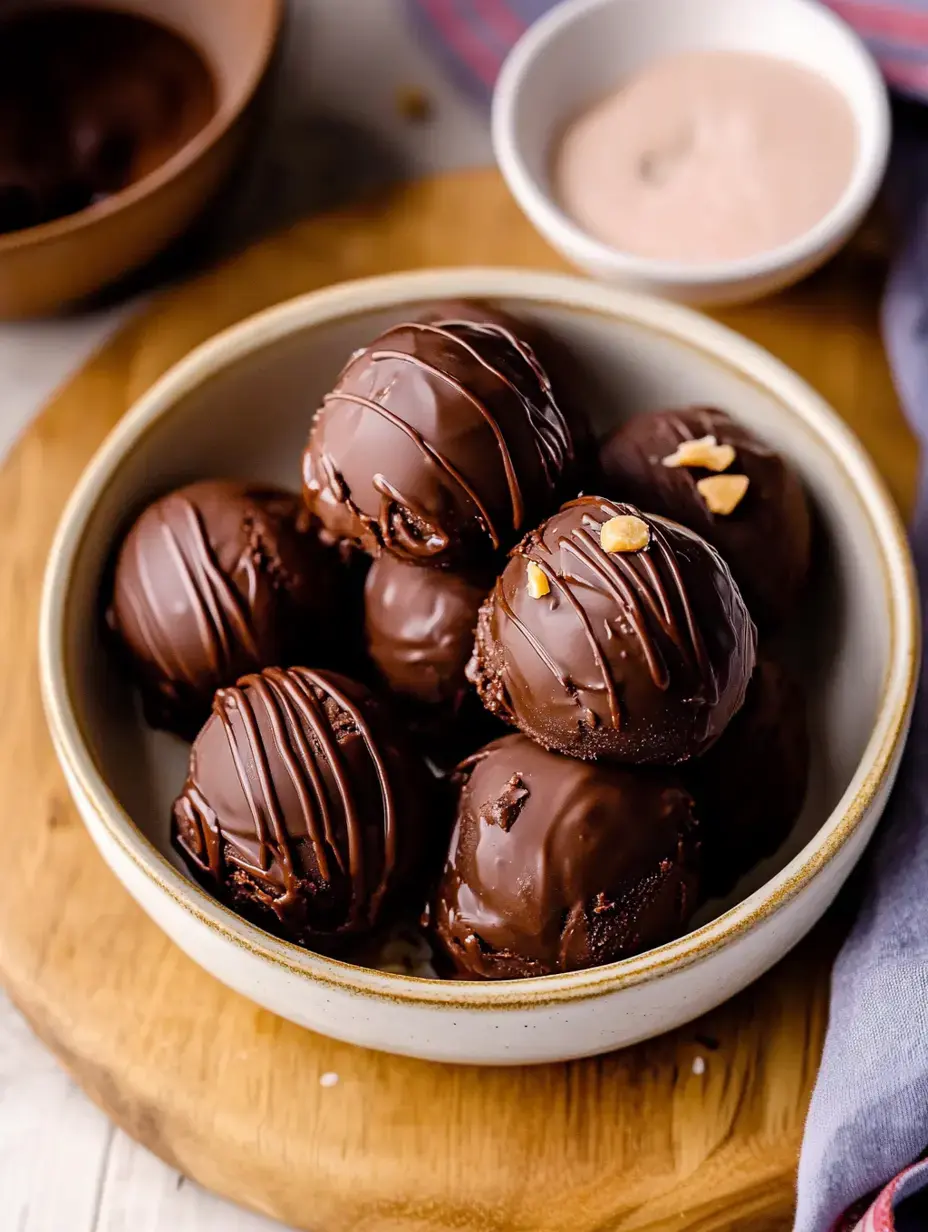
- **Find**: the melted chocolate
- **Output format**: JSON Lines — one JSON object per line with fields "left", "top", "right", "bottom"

{"left": 688, "top": 654, "right": 809, "bottom": 898}
{"left": 469, "top": 497, "right": 757, "bottom": 763}
{"left": 173, "top": 668, "right": 438, "bottom": 944}
{"left": 302, "top": 317, "right": 577, "bottom": 568}
{"left": 598, "top": 407, "right": 811, "bottom": 626}
{"left": 107, "top": 481, "right": 341, "bottom": 739}
{"left": 431, "top": 733, "right": 701, "bottom": 978}
{"left": 0, "top": 7, "right": 215, "bottom": 235}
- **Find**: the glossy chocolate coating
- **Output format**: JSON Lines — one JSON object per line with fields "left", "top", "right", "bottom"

{"left": 0, "top": 8, "right": 215, "bottom": 235}
{"left": 598, "top": 407, "right": 811, "bottom": 625}
{"left": 364, "top": 554, "right": 489, "bottom": 708}
{"left": 302, "top": 317, "right": 576, "bottom": 569}
{"left": 469, "top": 497, "right": 757, "bottom": 764}
{"left": 107, "top": 481, "right": 340, "bottom": 740}
{"left": 413, "top": 299, "right": 596, "bottom": 485}
{"left": 432, "top": 734, "right": 701, "bottom": 978}
{"left": 688, "top": 655, "right": 809, "bottom": 898}
{"left": 173, "top": 669, "right": 437, "bottom": 945}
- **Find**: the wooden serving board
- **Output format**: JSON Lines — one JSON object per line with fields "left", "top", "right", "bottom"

{"left": 0, "top": 169, "right": 917, "bottom": 1232}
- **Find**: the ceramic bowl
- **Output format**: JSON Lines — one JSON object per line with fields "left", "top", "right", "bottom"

{"left": 0, "top": 0, "right": 281, "bottom": 318}
{"left": 492, "top": 0, "right": 891, "bottom": 305}
{"left": 40, "top": 268, "right": 918, "bottom": 1065}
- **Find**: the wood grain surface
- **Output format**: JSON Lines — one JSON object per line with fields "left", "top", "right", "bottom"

{"left": 0, "top": 169, "right": 916, "bottom": 1232}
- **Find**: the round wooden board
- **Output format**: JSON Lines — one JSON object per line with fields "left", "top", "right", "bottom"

{"left": 0, "top": 169, "right": 917, "bottom": 1232}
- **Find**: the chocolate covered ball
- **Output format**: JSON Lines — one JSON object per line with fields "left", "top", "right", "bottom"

{"left": 469, "top": 497, "right": 757, "bottom": 764}
{"left": 107, "top": 480, "right": 340, "bottom": 739}
{"left": 413, "top": 299, "right": 595, "bottom": 479}
{"left": 172, "top": 668, "right": 438, "bottom": 944}
{"left": 302, "top": 317, "right": 577, "bottom": 569}
{"left": 413, "top": 298, "right": 535, "bottom": 337}
{"left": 432, "top": 734, "right": 701, "bottom": 978}
{"left": 364, "top": 554, "right": 489, "bottom": 709}
{"left": 598, "top": 407, "right": 811, "bottom": 625}
{"left": 688, "top": 655, "right": 809, "bottom": 899}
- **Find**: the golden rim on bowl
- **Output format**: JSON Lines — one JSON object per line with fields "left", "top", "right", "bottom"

{"left": 38, "top": 268, "right": 921, "bottom": 1010}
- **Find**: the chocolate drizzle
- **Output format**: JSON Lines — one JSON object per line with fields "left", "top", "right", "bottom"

{"left": 107, "top": 480, "right": 341, "bottom": 739}
{"left": 125, "top": 494, "right": 258, "bottom": 688}
{"left": 469, "top": 497, "right": 756, "bottom": 763}
{"left": 303, "top": 315, "right": 576, "bottom": 568}
{"left": 172, "top": 668, "right": 432, "bottom": 944}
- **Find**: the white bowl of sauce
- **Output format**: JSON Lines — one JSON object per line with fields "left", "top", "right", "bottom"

{"left": 492, "top": 0, "right": 890, "bottom": 304}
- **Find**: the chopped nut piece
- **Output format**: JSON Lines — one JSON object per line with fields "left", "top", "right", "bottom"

{"left": 600, "top": 514, "right": 650, "bottom": 553}
{"left": 526, "top": 560, "right": 550, "bottom": 598}
{"left": 396, "top": 85, "right": 433, "bottom": 123}
{"left": 661, "top": 434, "right": 736, "bottom": 472}
{"left": 697, "top": 473, "right": 750, "bottom": 515}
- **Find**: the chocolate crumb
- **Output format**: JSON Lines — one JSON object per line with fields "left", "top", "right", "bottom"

{"left": 396, "top": 85, "right": 433, "bottom": 123}
{"left": 481, "top": 773, "right": 529, "bottom": 830}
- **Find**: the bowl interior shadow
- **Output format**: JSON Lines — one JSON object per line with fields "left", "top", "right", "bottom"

{"left": 65, "top": 297, "right": 890, "bottom": 965}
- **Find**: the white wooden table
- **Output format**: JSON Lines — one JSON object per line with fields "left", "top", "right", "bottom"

{"left": 0, "top": 3, "right": 491, "bottom": 1228}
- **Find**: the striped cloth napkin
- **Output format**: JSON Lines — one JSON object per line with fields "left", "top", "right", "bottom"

{"left": 407, "top": 4, "right": 928, "bottom": 1231}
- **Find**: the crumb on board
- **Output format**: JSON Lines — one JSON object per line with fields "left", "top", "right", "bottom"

{"left": 692, "top": 1056, "right": 706, "bottom": 1076}
{"left": 396, "top": 85, "right": 433, "bottom": 123}
{"left": 319, "top": 1071, "right": 340, "bottom": 1088}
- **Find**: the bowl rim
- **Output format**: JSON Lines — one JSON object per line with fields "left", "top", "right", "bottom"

{"left": 491, "top": 0, "right": 892, "bottom": 288}
{"left": 39, "top": 266, "right": 920, "bottom": 1010}
{"left": 0, "top": 0, "right": 283, "bottom": 254}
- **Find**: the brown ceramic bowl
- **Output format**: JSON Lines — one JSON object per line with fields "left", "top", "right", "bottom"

{"left": 0, "top": 0, "right": 281, "bottom": 318}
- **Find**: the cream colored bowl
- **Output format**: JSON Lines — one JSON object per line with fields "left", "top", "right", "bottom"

{"left": 39, "top": 269, "right": 918, "bottom": 1065}
{"left": 492, "top": 0, "right": 891, "bottom": 305}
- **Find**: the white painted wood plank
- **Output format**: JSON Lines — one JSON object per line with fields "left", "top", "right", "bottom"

{"left": 0, "top": 993, "right": 113, "bottom": 1232}
{"left": 93, "top": 1133, "right": 291, "bottom": 1232}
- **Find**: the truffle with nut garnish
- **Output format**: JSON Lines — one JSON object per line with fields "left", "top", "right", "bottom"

{"left": 597, "top": 406, "right": 811, "bottom": 626}
{"left": 106, "top": 480, "right": 341, "bottom": 740}
{"left": 431, "top": 733, "right": 701, "bottom": 978}
{"left": 468, "top": 497, "right": 757, "bottom": 764}
{"left": 172, "top": 668, "right": 440, "bottom": 947}
{"left": 302, "top": 315, "right": 580, "bottom": 569}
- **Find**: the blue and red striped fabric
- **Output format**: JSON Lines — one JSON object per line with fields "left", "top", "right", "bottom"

{"left": 407, "top": 0, "right": 928, "bottom": 100}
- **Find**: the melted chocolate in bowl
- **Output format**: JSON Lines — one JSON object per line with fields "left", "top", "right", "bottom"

{"left": 0, "top": 7, "right": 216, "bottom": 235}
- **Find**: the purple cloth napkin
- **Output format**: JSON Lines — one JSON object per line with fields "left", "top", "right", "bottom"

{"left": 408, "top": 4, "right": 928, "bottom": 1229}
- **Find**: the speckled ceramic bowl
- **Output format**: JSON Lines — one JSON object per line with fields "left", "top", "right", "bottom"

{"left": 39, "top": 269, "right": 918, "bottom": 1064}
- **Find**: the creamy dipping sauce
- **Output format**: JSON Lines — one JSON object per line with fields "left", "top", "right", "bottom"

{"left": 553, "top": 51, "right": 858, "bottom": 264}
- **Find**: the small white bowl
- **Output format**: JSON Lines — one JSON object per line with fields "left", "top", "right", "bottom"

{"left": 40, "top": 268, "right": 917, "bottom": 1065}
{"left": 492, "top": 0, "right": 891, "bottom": 305}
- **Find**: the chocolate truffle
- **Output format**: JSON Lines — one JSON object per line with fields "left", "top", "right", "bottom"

{"left": 432, "top": 734, "right": 701, "bottom": 978}
{"left": 688, "top": 655, "right": 809, "bottom": 899}
{"left": 302, "top": 317, "right": 577, "bottom": 569}
{"left": 598, "top": 407, "right": 811, "bottom": 625}
{"left": 413, "top": 299, "right": 597, "bottom": 487}
{"left": 173, "top": 668, "right": 437, "bottom": 944}
{"left": 107, "top": 480, "right": 340, "bottom": 739}
{"left": 469, "top": 497, "right": 757, "bottom": 764}
{"left": 364, "top": 554, "right": 489, "bottom": 709}
{"left": 413, "top": 298, "right": 535, "bottom": 336}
